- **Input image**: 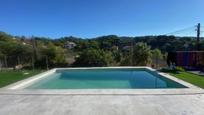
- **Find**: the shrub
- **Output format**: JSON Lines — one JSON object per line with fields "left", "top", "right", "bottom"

{"left": 175, "top": 66, "right": 185, "bottom": 72}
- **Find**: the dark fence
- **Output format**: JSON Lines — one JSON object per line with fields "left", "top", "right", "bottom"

{"left": 0, "top": 53, "right": 167, "bottom": 70}
{"left": 167, "top": 51, "right": 204, "bottom": 70}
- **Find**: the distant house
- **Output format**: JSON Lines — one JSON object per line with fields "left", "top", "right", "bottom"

{"left": 122, "top": 46, "right": 131, "bottom": 50}
{"left": 111, "top": 46, "right": 119, "bottom": 50}
{"left": 64, "top": 41, "right": 76, "bottom": 49}
{"left": 22, "top": 42, "right": 27, "bottom": 45}
{"left": 21, "top": 40, "right": 33, "bottom": 47}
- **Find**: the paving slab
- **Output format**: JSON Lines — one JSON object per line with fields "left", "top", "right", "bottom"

{"left": 0, "top": 89, "right": 204, "bottom": 115}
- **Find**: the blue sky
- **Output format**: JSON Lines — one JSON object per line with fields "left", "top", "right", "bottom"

{"left": 0, "top": 0, "right": 203, "bottom": 38}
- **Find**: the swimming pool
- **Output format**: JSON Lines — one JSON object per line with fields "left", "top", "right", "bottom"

{"left": 23, "top": 67, "right": 187, "bottom": 89}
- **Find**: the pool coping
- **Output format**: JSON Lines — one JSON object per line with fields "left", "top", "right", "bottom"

{"left": 0, "top": 89, "right": 204, "bottom": 95}
{"left": 1, "top": 67, "right": 202, "bottom": 95}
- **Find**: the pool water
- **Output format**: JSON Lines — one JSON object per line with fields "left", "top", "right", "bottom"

{"left": 26, "top": 68, "right": 187, "bottom": 89}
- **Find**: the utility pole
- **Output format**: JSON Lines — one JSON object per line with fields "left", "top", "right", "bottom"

{"left": 196, "top": 23, "right": 200, "bottom": 50}
{"left": 195, "top": 23, "right": 201, "bottom": 67}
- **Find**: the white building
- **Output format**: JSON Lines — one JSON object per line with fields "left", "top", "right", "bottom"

{"left": 64, "top": 41, "right": 76, "bottom": 49}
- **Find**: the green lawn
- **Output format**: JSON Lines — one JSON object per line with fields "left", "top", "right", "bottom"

{"left": 167, "top": 71, "right": 204, "bottom": 88}
{"left": 0, "top": 70, "right": 43, "bottom": 88}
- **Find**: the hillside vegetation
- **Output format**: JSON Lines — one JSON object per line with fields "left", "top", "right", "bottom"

{"left": 0, "top": 31, "right": 204, "bottom": 68}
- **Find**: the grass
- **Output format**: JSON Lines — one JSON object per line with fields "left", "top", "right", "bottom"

{"left": 0, "top": 70, "right": 43, "bottom": 88}
{"left": 166, "top": 71, "right": 204, "bottom": 88}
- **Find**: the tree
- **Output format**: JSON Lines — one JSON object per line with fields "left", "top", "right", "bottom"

{"left": 73, "top": 49, "right": 114, "bottom": 67}
{"left": 152, "top": 48, "right": 162, "bottom": 68}
{"left": 0, "top": 31, "right": 13, "bottom": 42}
{"left": 0, "top": 51, "right": 4, "bottom": 58}
{"left": 35, "top": 42, "right": 66, "bottom": 68}
{"left": 132, "top": 42, "right": 152, "bottom": 66}
{"left": 120, "top": 42, "right": 152, "bottom": 66}
{"left": 95, "top": 35, "right": 120, "bottom": 50}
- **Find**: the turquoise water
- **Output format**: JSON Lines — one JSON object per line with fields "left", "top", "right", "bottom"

{"left": 26, "top": 68, "right": 187, "bottom": 89}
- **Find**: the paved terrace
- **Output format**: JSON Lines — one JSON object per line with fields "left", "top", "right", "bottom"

{"left": 0, "top": 89, "right": 204, "bottom": 115}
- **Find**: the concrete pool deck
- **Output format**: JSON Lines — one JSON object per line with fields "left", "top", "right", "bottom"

{"left": 0, "top": 89, "right": 204, "bottom": 115}
{"left": 0, "top": 67, "right": 204, "bottom": 115}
